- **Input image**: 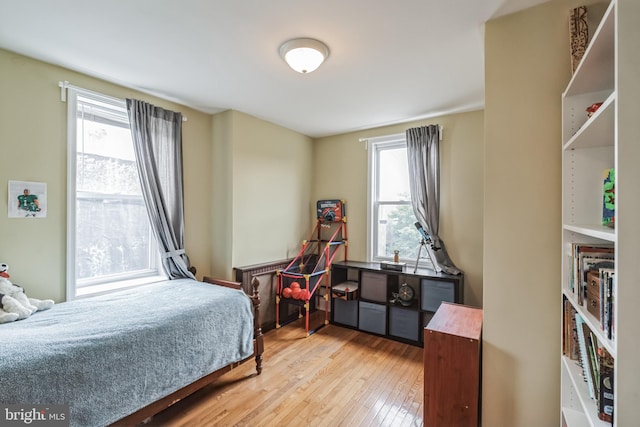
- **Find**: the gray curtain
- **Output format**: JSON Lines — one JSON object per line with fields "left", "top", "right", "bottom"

{"left": 126, "top": 99, "right": 195, "bottom": 280}
{"left": 406, "top": 124, "right": 462, "bottom": 275}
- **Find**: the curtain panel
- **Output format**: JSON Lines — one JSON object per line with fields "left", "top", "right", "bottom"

{"left": 406, "top": 125, "right": 462, "bottom": 276}
{"left": 126, "top": 99, "right": 194, "bottom": 280}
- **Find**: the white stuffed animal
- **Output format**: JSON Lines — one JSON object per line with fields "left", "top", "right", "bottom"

{"left": 0, "top": 303, "right": 19, "bottom": 323}
{"left": 0, "top": 263, "right": 54, "bottom": 323}
{"left": 0, "top": 291, "right": 33, "bottom": 321}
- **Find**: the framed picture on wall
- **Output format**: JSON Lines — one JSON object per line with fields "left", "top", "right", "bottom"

{"left": 8, "top": 180, "right": 47, "bottom": 218}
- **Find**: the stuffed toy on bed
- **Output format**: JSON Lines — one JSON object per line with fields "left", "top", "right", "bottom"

{"left": 0, "top": 263, "right": 54, "bottom": 323}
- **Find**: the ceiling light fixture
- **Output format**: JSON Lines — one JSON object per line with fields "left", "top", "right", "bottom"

{"left": 279, "top": 38, "right": 330, "bottom": 74}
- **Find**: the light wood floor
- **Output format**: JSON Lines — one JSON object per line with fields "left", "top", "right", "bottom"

{"left": 144, "top": 318, "right": 424, "bottom": 427}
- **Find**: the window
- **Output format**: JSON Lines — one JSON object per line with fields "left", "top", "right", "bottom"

{"left": 368, "top": 134, "right": 430, "bottom": 267}
{"left": 66, "top": 87, "right": 165, "bottom": 299}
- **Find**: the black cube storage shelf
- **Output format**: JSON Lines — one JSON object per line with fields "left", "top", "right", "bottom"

{"left": 330, "top": 260, "right": 463, "bottom": 347}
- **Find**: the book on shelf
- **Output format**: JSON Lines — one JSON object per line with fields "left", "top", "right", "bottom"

{"left": 598, "top": 347, "right": 614, "bottom": 423}
{"left": 573, "top": 311, "right": 615, "bottom": 421}
{"left": 600, "top": 268, "right": 615, "bottom": 340}
{"left": 586, "top": 327, "right": 600, "bottom": 397}
{"left": 575, "top": 313, "right": 596, "bottom": 399}
{"left": 570, "top": 244, "right": 612, "bottom": 295}
{"left": 581, "top": 257, "right": 614, "bottom": 304}
{"left": 563, "top": 299, "right": 579, "bottom": 360}
{"left": 570, "top": 243, "right": 614, "bottom": 305}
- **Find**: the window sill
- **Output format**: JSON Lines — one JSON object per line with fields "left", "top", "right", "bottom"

{"left": 75, "top": 275, "right": 167, "bottom": 299}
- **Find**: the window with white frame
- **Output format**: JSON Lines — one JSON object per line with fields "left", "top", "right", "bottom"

{"left": 66, "top": 87, "right": 165, "bottom": 299}
{"left": 368, "top": 134, "right": 430, "bottom": 267}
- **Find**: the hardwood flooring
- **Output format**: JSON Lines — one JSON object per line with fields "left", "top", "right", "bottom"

{"left": 144, "top": 318, "right": 424, "bottom": 427}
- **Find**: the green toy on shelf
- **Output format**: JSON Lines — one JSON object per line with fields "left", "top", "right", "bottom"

{"left": 602, "top": 167, "right": 615, "bottom": 228}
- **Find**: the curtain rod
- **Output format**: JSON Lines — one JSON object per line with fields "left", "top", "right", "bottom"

{"left": 57, "top": 81, "right": 188, "bottom": 122}
{"left": 358, "top": 125, "right": 443, "bottom": 144}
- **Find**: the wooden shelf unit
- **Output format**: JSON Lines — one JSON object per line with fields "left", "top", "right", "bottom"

{"left": 423, "top": 302, "right": 482, "bottom": 427}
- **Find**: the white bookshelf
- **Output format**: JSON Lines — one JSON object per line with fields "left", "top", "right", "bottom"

{"left": 560, "top": 1, "right": 640, "bottom": 425}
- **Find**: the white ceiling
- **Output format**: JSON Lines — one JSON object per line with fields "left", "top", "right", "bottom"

{"left": 0, "top": 0, "right": 548, "bottom": 138}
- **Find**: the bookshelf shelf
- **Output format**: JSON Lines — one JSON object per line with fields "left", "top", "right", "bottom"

{"left": 562, "top": 408, "right": 588, "bottom": 427}
{"left": 562, "top": 356, "right": 610, "bottom": 427}
{"left": 561, "top": 1, "right": 640, "bottom": 425}
{"left": 563, "top": 2, "right": 614, "bottom": 97}
{"left": 563, "top": 93, "right": 615, "bottom": 152}
{"left": 563, "top": 225, "right": 615, "bottom": 243}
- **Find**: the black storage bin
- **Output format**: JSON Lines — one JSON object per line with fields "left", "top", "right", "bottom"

{"left": 333, "top": 298, "right": 358, "bottom": 327}
{"left": 421, "top": 279, "right": 455, "bottom": 312}
{"left": 359, "top": 301, "right": 386, "bottom": 335}
{"left": 389, "top": 306, "right": 420, "bottom": 341}
{"left": 360, "top": 271, "right": 387, "bottom": 302}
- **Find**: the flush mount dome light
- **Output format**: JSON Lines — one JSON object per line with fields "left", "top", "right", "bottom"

{"left": 279, "top": 38, "right": 330, "bottom": 74}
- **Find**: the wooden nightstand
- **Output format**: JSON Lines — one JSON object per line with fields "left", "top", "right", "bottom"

{"left": 423, "top": 302, "right": 482, "bottom": 427}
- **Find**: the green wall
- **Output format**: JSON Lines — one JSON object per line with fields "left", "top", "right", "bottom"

{"left": 0, "top": 49, "right": 213, "bottom": 301}
{"left": 482, "top": 0, "right": 604, "bottom": 424}
{"left": 212, "top": 109, "right": 313, "bottom": 279}
{"left": 0, "top": 49, "right": 313, "bottom": 299}
{"left": 313, "top": 110, "right": 485, "bottom": 308}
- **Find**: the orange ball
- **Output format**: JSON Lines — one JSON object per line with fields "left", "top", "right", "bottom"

{"left": 290, "top": 281, "right": 301, "bottom": 290}
{"left": 298, "top": 289, "right": 309, "bottom": 300}
{"left": 291, "top": 287, "right": 302, "bottom": 299}
{"left": 282, "top": 287, "right": 292, "bottom": 298}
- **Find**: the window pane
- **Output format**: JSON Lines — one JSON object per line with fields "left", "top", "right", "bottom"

{"left": 378, "top": 147, "right": 410, "bottom": 201}
{"left": 369, "top": 137, "right": 431, "bottom": 268}
{"left": 73, "top": 94, "right": 159, "bottom": 287}
{"left": 376, "top": 204, "right": 422, "bottom": 260}
{"left": 76, "top": 197, "right": 153, "bottom": 283}
{"left": 76, "top": 119, "right": 140, "bottom": 195}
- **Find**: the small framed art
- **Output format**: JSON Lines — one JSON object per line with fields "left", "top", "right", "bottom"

{"left": 8, "top": 180, "right": 47, "bottom": 218}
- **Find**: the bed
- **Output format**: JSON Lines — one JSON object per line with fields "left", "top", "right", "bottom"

{"left": 0, "top": 276, "right": 264, "bottom": 427}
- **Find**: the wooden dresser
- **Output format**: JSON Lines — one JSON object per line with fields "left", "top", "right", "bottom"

{"left": 423, "top": 302, "right": 483, "bottom": 427}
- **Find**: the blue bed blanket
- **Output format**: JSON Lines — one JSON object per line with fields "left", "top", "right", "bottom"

{"left": 0, "top": 279, "right": 255, "bottom": 427}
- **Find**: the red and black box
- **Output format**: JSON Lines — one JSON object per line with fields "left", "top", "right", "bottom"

{"left": 317, "top": 199, "right": 345, "bottom": 222}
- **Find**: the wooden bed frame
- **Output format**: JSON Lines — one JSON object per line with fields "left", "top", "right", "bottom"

{"left": 113, "top": 277, "right": 264, "bottom": 426}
